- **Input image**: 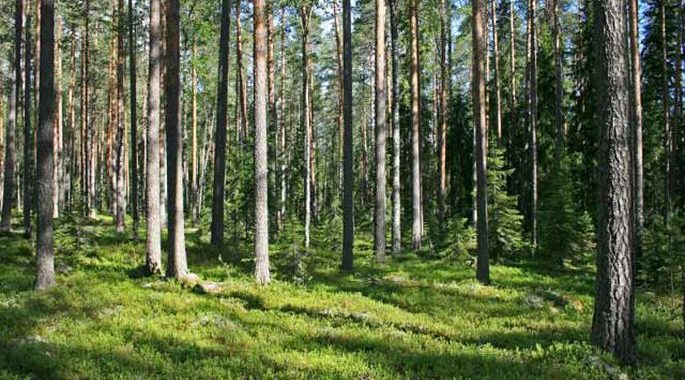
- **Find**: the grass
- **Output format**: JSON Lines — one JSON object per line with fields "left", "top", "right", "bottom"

{"left": 0, "top": 215, "right": 683, "bottom": 379}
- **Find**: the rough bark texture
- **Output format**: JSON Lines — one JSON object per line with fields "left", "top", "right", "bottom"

{"left": 492, "top": 0, "right": 502, "bottom": 143}
{"left": 553, "top": 0, "right": 564, "bottom": 152}
{"left": 410, "top": 0, "right": 422, "bottom": 250}
{"left": 164, "top": 0, "right": 188, "bottom": 279}
{"left": 145, "top": 0, "right": 162, "bottom": 275}
{"left": 375, "top": 0, "right": 387, "bottom": 263}
{"left": 473, "top": 0, "right": 490, "bottom": 284}
{"left": 591, "top": 0, "right": 636, "bottom": 363}
{"left": 236, "top": 0, "right": 248, "bottom": 144}
{"left": 509, "top": 0, "right": 516, "bottom": 149}
{"left": 438, "top": 0, "right": 448, "bottom": 224}
{"left": 0, "top": 0, "right": 22, "bottom": 232}
{"left": 342, "top": 0, "right": 354, "bottom": 271}
{"left": 254, "top": 0, "right": 271, "bottom": 284}
{"left": 278, "top": 7, "right": 287, "bottom": 231}
{"left": 211, "top": 0, "right": 232, "bottom": 246}
{"left": 333, "top": 0, "right": 344, "bottom": 201}
{"left": 36, "top": 0, "right": 56, "bottom": 291}
{"left": 390, "top": 0, "right": 401, "bottom": 255}
{"left": 526, "top": 0, "right": 538, "bottom": 247}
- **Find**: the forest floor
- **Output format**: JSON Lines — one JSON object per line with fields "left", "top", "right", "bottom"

{"left": 0, "top": 215, "right": 683, "bottom": 379}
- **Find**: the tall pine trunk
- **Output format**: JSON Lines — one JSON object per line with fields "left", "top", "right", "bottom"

{"left": 526, "top": 0, "right": 538, "bottom": 248}
{"left": 410, "top": 0, "right": 422, "bottom": 250}
{"left": 333, "top": 0, "right": 344, "bottom": 203}
{"left": 438, "top": 0, "right": 448, "bottom": 224}
{"left": 1, "top": 0, "right": 22, "bottom": 232}
{"left": 553, "top": 0, "right": 564, "bottom": 153}
{"left": 661, "top": 0, "right": 671, "bottom": 222}
{"left": 591, "top": 0, "right": 635, "bottom": 363}
{"left": 390, "top": 0, "right": 401, "bottom": 255}
{"left": 115, "top": 0, "right": 126, "bottom": 233}
{"left": 254, "top": 0, "right": 270, "bottom": 284}
{"left": 473, "top": 0, "right": 490, "bottom": 284}
{"left": 342, "top": 0, "right": 354, "bottom": 271}
{"left": 145, "top": 0, "right": 162, "bottom": 274}
{"left": 301, "top": 5, "right": 312, "bottom": 249}
{"left": 211, "top": 0, "right": 232, "bottom": 246}
{"left": 236, "top": 0, "right": 247, "bottom": 144}
{"left": 628, "top": 0, "right": 643, "bottom": 267}
{"left": 36, "top": 0, "right": 56, "bottom": 291}
{"left": 164, "top": 0, "right": 188, "bottom": 279}
{"left": 492, "top": 0, "right": 502, "bottom": 143}
{"left": 374, "top": 0, "right": 387, "bottom": 263}
{"left": 129, "top": 0, "right": 139, "bottom": 235}
{"left": 24, "top": 13, "right": 33, "bottom": 238}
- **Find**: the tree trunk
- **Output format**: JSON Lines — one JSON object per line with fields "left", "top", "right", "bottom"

{"left": 342, "top": 0, "right": 354, "bottom": 271}
{"left": 211, "top": 0, "right": 232, "bottom": 246}
{"left": 36, "top": 0, "right": 56, "bottom": 291}
{"left": 278, "top": 6, "right": 287, "bottom": 232}
{"left": 53, "top": 17, "right": 62, "bottom": 219}
{"left": 509, "top": 0, "right": 516, "bottom": 149}
{"left": 115, "top": 0, "right": 126, "bottom": 233}
{"left": 591, "top": 0, "right": 635, "bottom": 363}
{"left": 236, "top": 0, "right": 248, "bottom": 144}
{"left": 164, "top": 0, "right": 188, "bottom": 279}
{"left": 473, "top": 0, "right": 490, "bottom": 284}
{"left": 661, "top": 0, "right": 671, "bottom": 222}
{"left": 301, "top": 5, "right": 312, "bottom": 249}
{"left": 492, "top": 0, "right": 502, "bottom": 143}
{"left": 553, "top": 0, "right": 564, "bottom": 153}
{"left": 389, "top": 0, "right": 401, "bottom": 255}
{"left": 374, "top": 0, "right": 387, "bottom": 263}
{"left": 1, "top": 0, "right": 22, "bottom": 232}
{"left": 333, "top": 0, "right": 344, "bottom": 203}
{"left": 0, "top": 73, "right": 4, "bottom": 209}
{"left": 254, "top": 0, "right": 270, "bottom": 284}
{"left": 129, "top": 0, "right": 139, "bottom": 235}
{"left": 628, "top": 0, "right": 643, "bottom": 266}
{"left": 410, "top": 0, "right": 422, "bottom": 250}
{"left": 526, "top": 0, "right": 538, "bottom": 247}
{"left": 24, "top": 12, "right": 33, "bottom": 238}
{"left": 145, "top": 0, "right": 162, "bottom": 274}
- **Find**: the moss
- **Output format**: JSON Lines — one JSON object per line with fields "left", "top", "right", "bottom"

{"left": 0, "top": 218, "right": 682, "bottom": 379}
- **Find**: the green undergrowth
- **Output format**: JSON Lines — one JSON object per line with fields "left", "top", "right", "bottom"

{"left": 0, "top": 216, "right": 683, "bottom": 379}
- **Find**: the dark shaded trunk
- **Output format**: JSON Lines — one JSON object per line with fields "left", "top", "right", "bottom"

{"left": 36, "top": 0, "right": 56, "bottom": 291}
{"left": 473, "top": 0, "right": 490, "bottom": 284}
{"left": 211, "top": 0, "right": 232, "bottom": 246}
{"left": 591, "top": 0, "right": 635, "bottom": 363}
{"left": 164, "top": 0, "right": 188, "bottom": 279}
{"left": 0, "top": 0, "right": 22, "bottom": 232}
{"left": 254, "top": 0, "right": 270, "bottom": 284}
{"left": 342, "top": 0, "right": 354, "bottom": 271}
{"left": 145, "top": 0, "right": 162, "bottom": 275}
{"left": 24, "top": 13, "right": 33, "bottom": 238}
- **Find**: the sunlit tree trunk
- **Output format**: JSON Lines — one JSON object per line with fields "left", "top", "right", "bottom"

{"left": 374, "top": 0, "right": 387, "bottom": 263}
{"left": 410, "top": 0, "right": 423, "bottom": 250}
{"left": 53, "top": 17, "right": 63, "bottom": 219}
{"left": 473, "top": 0, "right": 490, "bottom": 284}
{"left": 254, "top": 0, "right": 270, "bottom": 284}
{"left": 591, "top": 0, "right": 635, "bottom": 363}
{"left": 661, "top": 0, "right": 672, "bottom": 222}
{"left": 492, "top": 0, "right": 502, "bottom": 143}
{"left": 114, "top": 0, "right": 126, "bottom": 233}
{"left": 553, "top": 0, "right": 564, "bottom": 154}
{"left": 129, "top": 0, "right": 139, "bottom": 235}
{"left": 526, "top": 0, "right": 538, "bottom": 247}
{"left": 333, "top": 0, "right": 344, "bottom": 202}
{"left": 236, "top": 0, "right": 248, "bottom": 144}
{"left": 24, "top": 12, "right": 34, "bottom": 238}
{"left": 36, "top": 0, "right": 56, "bottom": 291}
{"left": 301, "top": 4, "right": 313, "bottom": 249}
{"left": 438, "top": 0, "right": 448, "bottom": 223}
{"left": 628, "top": 0, "right": 643, "bottom": 264}
{"left": 389, "top": 0, "right": 401, "bottom": 255}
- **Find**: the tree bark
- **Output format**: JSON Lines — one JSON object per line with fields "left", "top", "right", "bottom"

{"left": 301, "top": 5, "right": 312, "bottom": 249}
{"left": 473, "top": 0, "right": 490, "bottom": 284}
{"left": 278, "top": 6, "right": 287, "bottom": 232}
{"left": 591, "top": 0, "right": 635, "bottom": 363}
{"left": 661, "top": 0, "right": 672, "bottom": 222}
{"left": 236, "top": 0, "right": 248, "bottom": 144}
{"left": 628, "top": 0, "right": 643, "bottom": 265}
{"left": 333, "top": 0, "right": 344, "bottom": 202}
{"left": 145, "top": 0, "right": 162, "bottom": 274}
{"left": 115, "top": 0, "right": 126, "bottom": 233}
{"left": 410, "top": 0, "right": 422, "bottom": 250}
{"left": 508, "top": 0, "right": 516, "bottom": 150}
{"left": 526, "top": 0, "right": 538, "bottom": 247}
{"left": 390, "top": 0, "right": 401, "bottom": 255}
{"left": 438, "top": 0, "right": 448, "bottom": 224}
{"left": 254, "top": 0, "right": 270, "bottom": 284}
{"left": 342, "top": 0, "right": 354, "bottom": 271}
{"left": 1, "top": 0, "right": 22, "bottom": 232}
{"left": 211, "top": 0, "right": 232, "bottom": 246}
{"left": 375, "top": 0, "right": 387, "bottom": 263}
{"left": 129, "top": 0, "right": 139, "bottom": 235}
{"left": 553, "top": 0, "right": 564, "bottom": 153}
{"left": 24, "top": 12, "right": 33, "bottom": 238}
{"left": 36, "top": 0, "right": 56, "bottom": 291}
{"left": 53, "top": 17, "right": 63, "bottom": 219}
{"left": 164, "top": 0, "right": 188, "bottom": 279}
{"left": 492, "top": 0, "right": 502, "bottom": 143}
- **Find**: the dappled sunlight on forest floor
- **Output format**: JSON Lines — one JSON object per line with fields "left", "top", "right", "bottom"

{"left": 0, "top": 216, "right": 683, "bottom": 379}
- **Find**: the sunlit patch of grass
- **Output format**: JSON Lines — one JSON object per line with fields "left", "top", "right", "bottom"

{"left": 0, "top": 215, "right": 682, "bottom": 379}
